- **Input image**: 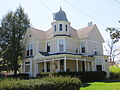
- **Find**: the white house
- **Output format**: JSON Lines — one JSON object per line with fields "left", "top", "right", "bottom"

{"left": 22, "top": 8, "right": 109, "bottom": 77}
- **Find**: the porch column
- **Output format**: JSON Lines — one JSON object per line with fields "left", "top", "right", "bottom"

{"left": 91, "top": 60, "right": 94, "bottom": 71}
{"left": 64, "top": 56, "right": 66, "bottom": 72}
{"left": 44, "top": 61, "right": 47, "bottom": 72}
{"left": 88, "top": 61, "right": 90, "bottom": 71}
{"left": 58, "top": 60, "right": 60, "bottom": 72}
{"left": 76, "top": 58, "right": 78, "bottom": 72}
{"left": 85, "top": 60, "right": 87, "bottom": 71}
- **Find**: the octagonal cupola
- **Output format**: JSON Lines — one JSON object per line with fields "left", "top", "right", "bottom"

{"left": 51, "top": 7, "right": 70, "bottom": 37}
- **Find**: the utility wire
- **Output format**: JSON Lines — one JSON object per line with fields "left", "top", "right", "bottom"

{"left": 37, "top": 0, "right": 52, "bottom": 12}
{"left": 76, "top": 0, "right": 112, "bottom": 24}
{"left": 114, "top": 0, "right": 120, "bottom": 4}
{"left": 64, "top": 0, "right": 107, "bottom": 27}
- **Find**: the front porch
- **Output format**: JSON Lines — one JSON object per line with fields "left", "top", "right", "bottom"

{"left": 34, "top": 55, "right": 95, "bottom": 76}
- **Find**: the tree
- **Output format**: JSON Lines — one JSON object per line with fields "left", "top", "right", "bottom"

{"left": 0, "top": 6, "right": 30, "bottom": 74}
{"left": 106, "top": 24, "right": 120, "bottom": 62}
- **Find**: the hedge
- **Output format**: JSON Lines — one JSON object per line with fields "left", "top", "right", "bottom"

{"left": 8, "top": 73, "right": 29, "bottom": 79}
{"left": 0, "top": 77, "right": 81, "bottom": 90}
{"left": 37, "top": 71, "right": 107, "bottom": 82}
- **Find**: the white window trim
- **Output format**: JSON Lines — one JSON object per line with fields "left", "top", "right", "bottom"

{"left": 57, "top": 38, "right": 66, "bottom": 52}
{"left": 26, "top": 43, "right": 34, "bottom": 56}
{"left": 80, "top": 41, "right": 86, "bottom": 54}
{"left": 58, "top": 23, "right": 63, "bottom": 32}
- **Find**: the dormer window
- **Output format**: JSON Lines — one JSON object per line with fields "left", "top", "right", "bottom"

{"left": 59, "top": 24, "right": 62, "bottom": 31}
{"left": 54, "top": 25, "right": 56, "bottom": 32}
{"left": 65, "top": 25, "right": 68, "bottom": 31}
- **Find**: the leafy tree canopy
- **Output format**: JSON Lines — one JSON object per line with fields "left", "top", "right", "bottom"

{"left": 0, "top": 6, "right": 30, "bottom": 74}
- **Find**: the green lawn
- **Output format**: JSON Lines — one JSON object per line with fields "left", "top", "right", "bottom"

{"left": 80, "top": 82, "right": 120, "bottom": 90}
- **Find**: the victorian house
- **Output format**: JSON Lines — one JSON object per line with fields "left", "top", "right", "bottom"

{"left": 22, "top": 8, "right": 109, "bottom": 77}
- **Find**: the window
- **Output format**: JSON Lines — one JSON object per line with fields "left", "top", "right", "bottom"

{"left": 59, "top": 24, "right": 62, "bottom": 31}
{"left": 29, "top": 34, "right": 31, "bottom": 38}
{"left": 47, "top": 62, "right": 50, "bottom": 72}
{"left": 96, "top": 65, "right": 102, "bottom": 71}
{"left": 65, "top": 25, "right": 68, "bottom": 31}
{"left": 30, "top": 44, "right": 33, "bottom": 56}
{"left": 25, "top": 62, "right": 30, "bottom": 72}
{"left": 80, "top": 42, "right": 85, "bottom": 53}
{"left": 54, "top": 25, "right": 56, "bottom": 31}
{"left": 76, "top": 48, "right": 78, "bottom": 53}
{"left": 59, "top": 39, "right": 64, "bottom": 52}
{"left": 26, "top": 45, "right": 29, "bottom": 56}
{"left": 26, "top": 44, "right": 33, "bottom": 56}
{"left": 60, "top": 60, "right": 64, "bottom": 71}
{"left": 47, "top": 42, "right": 50, "bottom": 52}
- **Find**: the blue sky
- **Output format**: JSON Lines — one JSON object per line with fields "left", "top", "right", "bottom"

{"left": 0, "top": 0, "right": 120, "bottom": 41}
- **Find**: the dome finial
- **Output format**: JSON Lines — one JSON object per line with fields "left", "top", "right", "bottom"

{"left": 60, "top": 6, "right": 62, "bottom": 11}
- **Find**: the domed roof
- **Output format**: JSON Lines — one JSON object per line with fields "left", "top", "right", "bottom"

{"left": 53, "top": 7, "right": 68, "bottom": 21}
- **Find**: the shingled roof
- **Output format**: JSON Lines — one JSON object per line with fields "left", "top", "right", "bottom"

{"left": 29, "top": 24, "right": 96, "bottom": 40}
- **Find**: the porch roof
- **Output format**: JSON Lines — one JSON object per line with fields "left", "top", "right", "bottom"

{"left": 35, "top": 53, "right": 95, "bottom": 61}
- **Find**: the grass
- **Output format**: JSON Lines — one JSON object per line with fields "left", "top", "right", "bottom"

{"left": 80, "top": 81, "right": 120, "bottom": 90}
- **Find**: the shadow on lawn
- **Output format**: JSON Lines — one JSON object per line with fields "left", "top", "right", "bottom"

{"left": 99, "top": 79, "right": 120, "bottom": 83}
{"left": 81, "top": 83, "right": 91, "bottom": 87}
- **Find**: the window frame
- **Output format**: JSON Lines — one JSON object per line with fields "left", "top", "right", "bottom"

{"left": 80, "top": 41, "right": 86, "bottom": 53}
{"left": 59, "top": 24, "right": 62, "bottom": 31}
{"left": 26, "top": 43, "right": 33, "bottom": 57}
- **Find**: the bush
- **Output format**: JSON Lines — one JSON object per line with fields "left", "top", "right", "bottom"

{"left": 110, "top": 66, "right": 120, "bottom": 79}
{"left": 0, "top": 77, "right": 81, "bottom": 90}
{"left": 37, "top": 71, "right": 107, "bottom": 82}
{"left": 0, "top": 73, "right": 5, "bottom": 79}
{"left": 8, "top": 73, "right": 29, "bottom": 79}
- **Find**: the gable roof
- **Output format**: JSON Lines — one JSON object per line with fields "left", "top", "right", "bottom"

{"left": 77, "top": 24, "right": 95, "bottom": 39}
{"left": 23, "top": 24, "right": 104, "bottom": 42}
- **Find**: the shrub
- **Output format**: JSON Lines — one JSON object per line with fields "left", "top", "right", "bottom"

{"left": 8, "top": 73, "right": 29, "bottom": 79}
{"left": 0, "top": 73, "right": 5, "bottom": 79}
{"left": 37, "top": 71, "right": 107, "bottom": 82}
{"left": 0, "top": 77, "right": 81, "bottom": 90}
{"left": 110, "top": 66, "right": 120, "bottom": 79}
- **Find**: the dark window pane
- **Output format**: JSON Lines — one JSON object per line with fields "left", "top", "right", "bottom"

{"left": 30, "top": 49, "right": 33, "bottom": 56}
{"left": 66, "top": 25, "right": 67, "bottom": 31}
{"left": 96, "top": 65, "right": 102, "bottom": 71}
{"left": 27, "top": 50, "right": 29, "bottom": 56}
{"left": 59, "top": 24, "right": 62, "bottom": 31}
{"left": 54, "top": 25, "right": 56, "bottom": 31}
{"left": 25, "top": 62, "right": 30, "bottom": 64}
{"left": 60, "top": 60, "right": 64, "bottom": 65}
{"left": 81, "top": 47, "right": 85, "bottom": 53}
{"left": 47, "top": 42, "right": 50, "bottom": 52}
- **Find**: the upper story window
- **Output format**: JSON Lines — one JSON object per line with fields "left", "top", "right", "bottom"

{"left": 80, "top": 42, "right": 85, "bottom": 53}
{"left": 47, "top": 42, "right": 50, "bottom": 52}
{"left": 59, "top": 24, "right": 62, "bottom": 31}
{"left": 54, "top": 25, "right": 56, "bottom": 32}
{"left": 26, "top": 44, "right": 33, "bottom": 56}
{"left": 59, "top": 39, "right": 64, "bottom": 52}
{"left": 65, "top": 25, "right": 68, "bottom": 31}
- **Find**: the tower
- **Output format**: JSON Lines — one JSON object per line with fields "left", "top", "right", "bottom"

{"left": 51, "top": 7, "right": 71, "bottom": 37}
